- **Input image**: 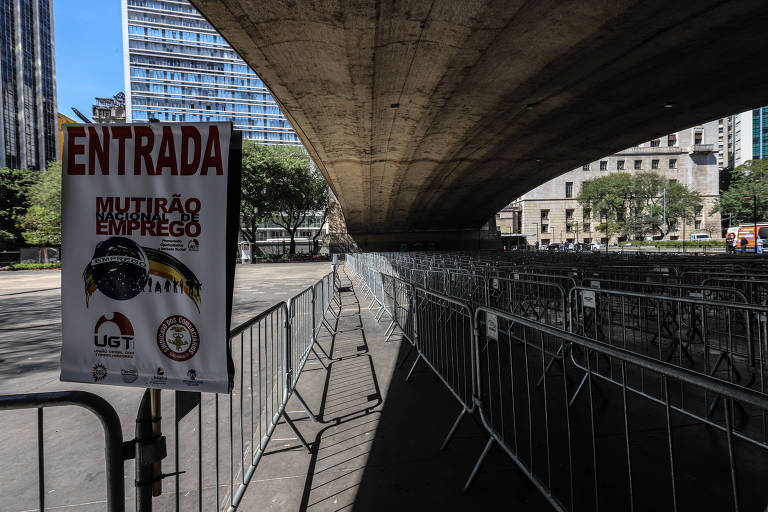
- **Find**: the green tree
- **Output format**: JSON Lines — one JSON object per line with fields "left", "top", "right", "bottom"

{"left": 713, "top": 160, "right": 768, "bottom": 226}
{"left": 240, "top": 141, "right": 271, "bottom": 252}
{"left": 20, "top": 161, "right": 61, "bottom": 246}
{"left": 239, "top": 141, "right": 328, "bottom": 256}
{"left": 0, "top": 167, "right": 38, "bottom": 248}
{"left": 578, "top": 172, "right": 701, "bottom": 240}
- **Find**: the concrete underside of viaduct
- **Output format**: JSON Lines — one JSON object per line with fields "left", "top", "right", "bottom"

{"left": 190, "top": 0, "right": 768, "bottom": 245}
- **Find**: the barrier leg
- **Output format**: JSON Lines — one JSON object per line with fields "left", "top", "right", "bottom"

{"left": 397, "top": 345, "right": 415, "bottom": 370}
{"left": 465, "top": 437, "right": 494, "bottom": 492}
{"left": 282, "top": 411, "right": 312, "bottom": 454}
{"left": 292, "top": 389, "right": 317, "bottom": 422}
{"left": 405, "top": 353, "right": 423, "bottom": 382}
{"left": 383, "top": 320, "right": 396, "bottom": 342}
{"left": 441, "top": 407, "right": 467, "bottom": 450}
{"left": 310, "top": 347, "right": 329, "bottom": 371}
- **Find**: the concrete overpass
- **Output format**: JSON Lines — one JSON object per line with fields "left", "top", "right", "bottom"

{"left": 190, "top": 0, "right": 768, "bottom": 248}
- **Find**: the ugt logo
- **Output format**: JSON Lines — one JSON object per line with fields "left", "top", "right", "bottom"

{"left": 94, "top": 312, "right": 134, "bottom": 350}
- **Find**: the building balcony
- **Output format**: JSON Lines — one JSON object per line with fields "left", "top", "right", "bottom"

{"left": 616, "top": 146, "right": 682, "bottom": 155}
{"left": 689, "top": 144, "right": 714, "bottom": 153}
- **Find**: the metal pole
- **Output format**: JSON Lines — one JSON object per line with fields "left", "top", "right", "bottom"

{"left": 663, "top": 188, "right": 667, "bottom": 240}
{"left": 135, "top": 390, "right": 153, "bottom": 512}
{"left": 136, "top": 388, "right": 163, "bottom": 512}
{"left": 754, "top": 191, "right": 758, "bottom": 254}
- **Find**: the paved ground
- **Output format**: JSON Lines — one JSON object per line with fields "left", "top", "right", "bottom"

{"left": 0, "top": 263, "right": 332, "bottom": 512}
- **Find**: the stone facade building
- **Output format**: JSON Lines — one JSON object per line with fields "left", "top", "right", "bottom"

{"left": 498, "top": 121, "right": 722, "bottom": 245}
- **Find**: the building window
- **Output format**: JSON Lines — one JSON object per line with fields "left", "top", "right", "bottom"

{"left": 584, "top": 223, "right": 591, "bottom": 232}
{"left": 617, "top": 160, "right": 625, "bottom": 170}
{"left": 694, "top": 131, "right": 703, "bottom": 144}
{"left": 669, "top": 159, "right": 677, "bottom": 169}
{"left": 582, "top": 164, "right": 590, "bottom": 171}
{"left": 650, "top": 139, "right": 660, "bottom": 147}
{"left": 599, "top": 161, "right": 607, "bottom": 171}
{"left": 541, "top": 209, "right": 549, "bottom": 221}
{"left": 541, "top": 239, "right": 550, "bottom": 246}
{"left": 652, "top": 159, "right": 659, "bottom": 169}
{"left": 583, "top": 208, "right": 591, "bottom": 221}
{"left": 542, "top": 224, "right": 549, "bottom": 233}
{"left": 668, "top": 134, "right": 677, "bottom": 146}
{"left": 584, "top": 237, "right": 592, "bottom": 243}
{"left": 718, "top": 127, "right": 724, "bottom": 133}
{"left": 565, "top": 182, "right": 573, "bottom": 198}
{"left": 695, "top": 207, "right": 702, "bottom": 216}
{"left": 565, "top": 209, "right": 574, "bottom": 220}
{"left": 695, "top": 220, "right": 702, "bottom": 230}
{"left": 634, "top": 160, "right": 642, "bottom": 170}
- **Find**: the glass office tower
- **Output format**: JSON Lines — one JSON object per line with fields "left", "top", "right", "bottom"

{"left": 0, "top": 0, "right": 58, "bottom": 170}
{"left": 121, "top": 0, "right": 300, "bottom": 145}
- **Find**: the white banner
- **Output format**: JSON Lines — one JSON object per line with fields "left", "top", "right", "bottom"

{"left": 60, "top": 123, "right": 235, "bottom": 393}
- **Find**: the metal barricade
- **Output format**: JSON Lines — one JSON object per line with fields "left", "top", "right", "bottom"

{"left": 407, "top": 286, "right": 478, "bottom": 450}
{"left": 569, "top": 287, "right": 768, "bottom": 406}
{"left": 0, "top": 391, "right": 125, "bottom": 512}
{"left": 472, "top": 307, "right": 768, "bottom": 511}
{"left": 0, "top": 268, "right": 342, "bottom": 512}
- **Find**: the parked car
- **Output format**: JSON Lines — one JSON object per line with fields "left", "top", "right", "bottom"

{"left": 571, "top": 242, "right": 591, "bottom": 252}
{"left": 546, "top": 243, "right": 563, "bottom": 251}
{"left": 588, "top": 242, "right": 604, "bottom": 251}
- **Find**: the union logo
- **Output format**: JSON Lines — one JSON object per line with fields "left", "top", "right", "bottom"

{"left": 156, "top": 315, "right": 200, "bottom": 361}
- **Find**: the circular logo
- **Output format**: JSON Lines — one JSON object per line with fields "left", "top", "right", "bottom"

{"left": 90, "top": 237, "right": 149, "bottom": 300}
{"left": 156, "top": 315, "right": 200, "bottom": 361}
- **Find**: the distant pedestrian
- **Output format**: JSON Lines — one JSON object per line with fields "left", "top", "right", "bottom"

{"left": 535, "top": 241, "right": 539, "bottom": 251}
{"left": 726, "top": 233, "right": 735, "bottom": 254}
{"left": 741, "top": 236, "right": 748, "bottom": 254}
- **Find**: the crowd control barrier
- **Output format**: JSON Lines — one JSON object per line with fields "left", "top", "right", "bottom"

{"left": 347, "top": 252, "right": 768, "bottom": 511}
{"left": 0, "top": 269, "right": 339, "bottom": 512}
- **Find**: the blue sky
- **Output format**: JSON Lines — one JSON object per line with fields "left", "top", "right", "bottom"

{"left": 54, "top": 0, "right": 124, "bottom": 120}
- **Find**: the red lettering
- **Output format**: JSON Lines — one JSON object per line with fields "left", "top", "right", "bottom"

{"left": 88, "top": 127, "right": 110, "bottom": 175}
{"left": 96, "top": 197, "right": 113, "bottom": 212}
{"left": 170, "top": 221, "right": 185, "bottom": 237}
{"left": 133, "top": 126, "right": 155, "bottom": 175}
{"left": 156, "top": 126, "right": 178, "bottom": 175}
{"left": 180, "top": 126, "right": 201, "bottom": 175}
{"left": 111, "top": 126, "right": 132, "bottom": 175}
{"left": 66, "top": 126, "right": 86, "bottom": 174}
{"left": 108, "top": 220, "right": 125, "bottom": 235}
{"left": 96, "top": 220, "right": 109, "bottom": 235}
{"left": 141, "top": 221, "right": 156, "bottom": 235}
{"left": 200, "top": 125, "right": 223, "bottom": 175}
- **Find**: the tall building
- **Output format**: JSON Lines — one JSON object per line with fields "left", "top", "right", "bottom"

{"left": 732, "top": 107, "right": 768, "bottom": 167}
{"left": 498, "top": 121, "right": 722, "bottom": 245}
{"left": 0, "top": 0, "right": 58, "bottom": 170}
{"left": 121, "top": 0, "right": 300, "bottom": 145}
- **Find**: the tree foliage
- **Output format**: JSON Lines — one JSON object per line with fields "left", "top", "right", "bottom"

{"left": 20, "top": 161, "right": 62, "bottom": 246}
{"left": 239, "top": 141, "right": 328, "bottom": 255}
{"left": 713, "top": 160, "right": 768, "bottom": 225}
{"left": 0, "top": 167, "right": 38, "bottom": 247}
{"left": 578, "top": 172, "right": 702, "bottom": 240}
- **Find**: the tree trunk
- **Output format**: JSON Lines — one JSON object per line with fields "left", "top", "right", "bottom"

{"left": 289, "top": 229, "right": 296, "bottom": 255}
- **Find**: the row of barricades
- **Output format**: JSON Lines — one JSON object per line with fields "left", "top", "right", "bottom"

{"left": 0, "top": 267, "right": 340, "bottom": 512}
{"left": 346, "top": 253, "right": 768, "bottom": 512}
